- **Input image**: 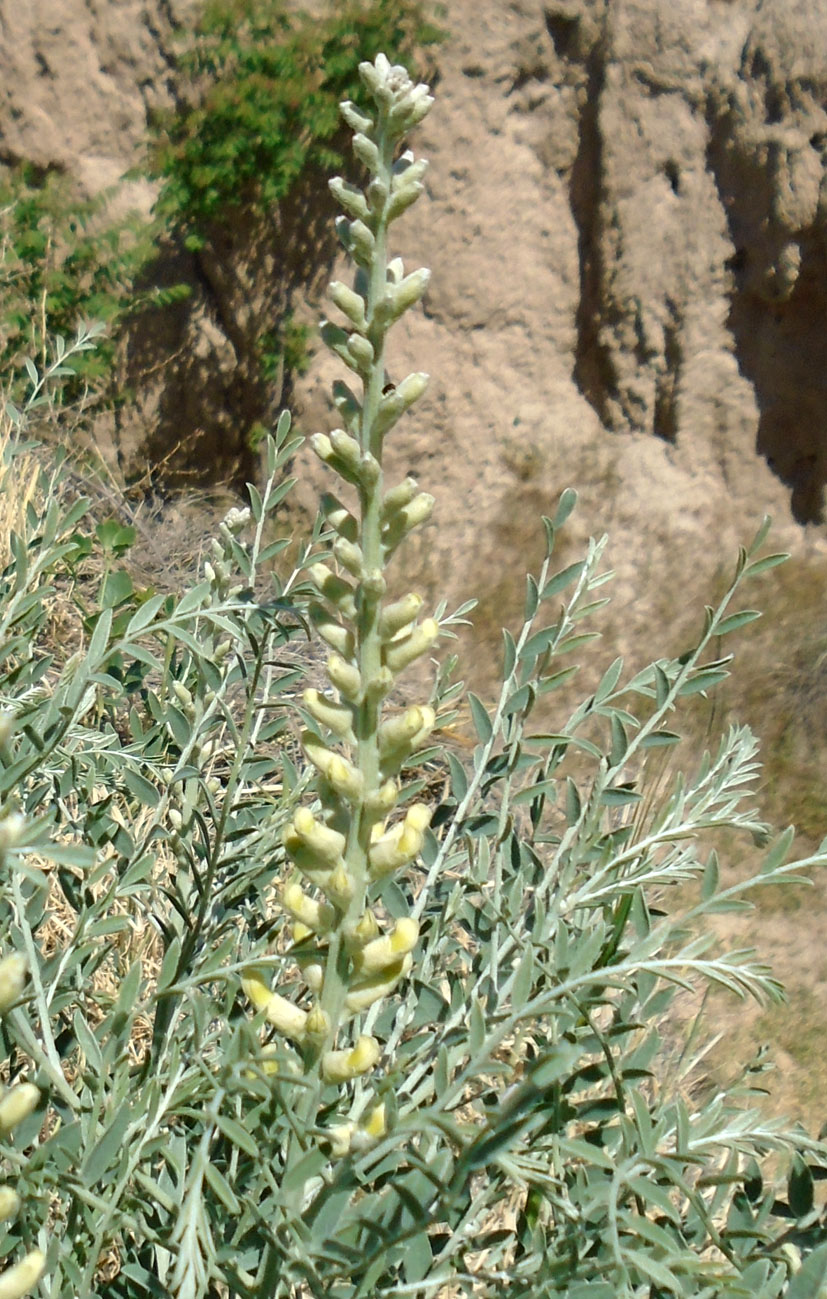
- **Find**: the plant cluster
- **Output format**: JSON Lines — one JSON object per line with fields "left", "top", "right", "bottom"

{"left": 0, "top": 167, "right": 167, "bottom": 409}
{"left": 146, "top": 0, "right": 444, "bottom": 248}
{"left": 0, "top": 44, "right": 825, "bottom": 1299}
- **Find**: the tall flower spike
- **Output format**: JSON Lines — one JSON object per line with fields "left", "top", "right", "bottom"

{"left": 244, "top": 53, "right": 437, "bottom": 1124}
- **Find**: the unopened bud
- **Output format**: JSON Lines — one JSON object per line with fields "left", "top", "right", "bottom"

{"left": 309, "top": 562, "right": 357, "bottom": 620}
{"left": 387, "top": 184, "right": 425, "bottom": 222}
{"left": 291, "top": 808, "right": 346, "bottom": 868}
{"left": 327, "top": 654, "right": 362, "bottom": 702}
{"left": 364, "top": 779, "right": 398, "bottom": 818}
{"left": 0, "top": 1083, "right": 39, "bottom": 1137}
{"left": 340, "top": 101, "right": 374, "bottom": 135}
{"left": 349, "top": 220, "right": 376, "bottom": 266}
{"left": 0, "top": 1249, "right": 46, "bottom": 1299}
{"left": 352, "top": 133, "right": 380, "bottom": 172}
{"left": 0, "top": 815, "right": 24, "bottom": 856}
{"left": 303, "top": 688, "right": 355, "bottom": 739}
{"left": 373, "top": 371, "right": 429, "bottom": 437}
{"left": 329, "top": 176, "right": 370, "bottom": 221}
{"left": 325, "top": 863, "right": 354, "bottom": 907}
{"left": 0, "top": 954, "right": 26, "bottom": 1015}
{"left": 332, "top": 536, "right": 364, "bottom": 579}
{"left": 322, "top": 1034, "right": 381, "bottom": 1084}
{"left": 378, "top": 706, "right": 433, "bottom": 758}
{"left": 355, "top": 918, "right": 419, "bottom": 977}
{"left": 322, "top": 493, "right": 359, "bottom": 543}
{"left": 381, "top": 477, "right": 419, "bottom": 521}
{"left": 0, "top": 1188, "right": 19, "bottom": 1222}
{"left": 265, "top": 993, "right": 308, "bottom": 1041}
{"left": 382, "top": 492, "right": 435, "bottom": 553}
{"left": 346, "top": 335, "right": 375, "bottom": 372}
{"left": 329, "top": 281, "right": 367, "bottom": 330}
{"left": 380, "top": 593, "right": 424, "bottom": 640}
{"left": 310, "top": 605, "right": 355, "bottom": 658}
{"left": 305, "top": 1005, "right": 331, "bottom": 1042}
{"left": 345, "top": 955, "right": 412, "bottom": 1012}
{"left": 383, "top": 619, "right": 439, "bottom": 673}
{"left": 282, "top": 882, "right": 336, "bottom": 933}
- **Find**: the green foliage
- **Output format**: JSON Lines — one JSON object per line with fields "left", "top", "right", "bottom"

{"left": 0, "top": 167, "right": 168, "bottom": 407}
{"left": 146, "top": 0, "right": 445, "bottom": 244}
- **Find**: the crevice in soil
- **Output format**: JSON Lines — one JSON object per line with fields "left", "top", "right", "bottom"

{"left": 707, "top": 97, "right": 827, "bottom": 524}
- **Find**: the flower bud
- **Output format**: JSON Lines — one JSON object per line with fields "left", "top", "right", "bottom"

{"left": 388, "top": 270, "right": 431, "bottom": 321}
{"left": 332, "top": 536, "right": 364, "bottom": 579}
{"left": 0, "top": 1249, "right": 46, "bottom": 1299}
{"left": 329, "top": 177, "right": 370, "bottom": 222}
{"left": 0, "top": 954, "right": 26, "bottom": 1015}
{"left": 172, "top": 681, "right": 194, "bottom": 710}
{"left": 349, "top": 220, "right": 376, "bottom": 266}
{"left": 329, "top": 281, "right": 367, "bottom": 331}
{"left": 305, "top": 1005, "right": 331, "bottom": 1042}
{"left": 326, "top": 755, "right": 365, "bottom": 805}
{"left": 346, "top": 334, "right": 375, "bottom": 372}
{"left": 325, "top": 863, "right": 355, "bottom": 907}
{"left": 369, "top": 804, "right": 432, "bottom": 879}
{"left": 303, "top": 688, "right": 355, "bottom": 740}
{"left": 302, "top": 962, "right": 324, "bottom": 994}
{"left": 383, "top": 619, "right": 439, "bottom": 673}
{"left": 348, "top": 909, "right": 380, "bottom": 949}
{"left": 378, "top": 706, "right": 433, "bottom": 759}
{"left": 364, "top": 779, "right": 398, "bottom": 818}
{"left": 326, "top": 654, "right": 362, "bottom": 702}
{"left": 373, "top": 371, "right": 429, "bottom": 437}
{"left": 352, "top": 132, "right": 380, "bottom": 172}
{"left": 322, "top": 493, "right": 359, "bottom": 543}
{"left": 393, "top": 154, "right": 428, "bottom": 187}
{"left": 363, "top": 666, "right": 395, "bottom": 702}
{"left": 380, "top": 593, "right": 424, "bottom": 640}
{"left": 328, "top": 1121, "right": 356, "bottom": 1157}
{"left": 322, "top": 1034, "right": 380, "bottom": 1084}
{"left": 0, "top": 815, "right": 24, "bottom": 856}
{"left": 264, "top": 993, "right": 308, "bottom": 1041}
{"left": 328, "top": 428, "right": 362, "bottom": 473}
{"left": 241, "top": 966, "right": 276, "bottom": 1013}
{"left": 282, "top": 882, "right": 336, "bottom": 933}
{"left": 382, "top": 492, "right": 435, "bottom": 552}
{"left": 367, "top": 177, "right": 389, "bottom": 209}
{"left": 381, "top": 477, "right": 419, "bottom": 521}
{"left": 0, "top": 1188, "right": 19, "bottom": 1222}
{"left": 0, "top": 1083, "right": 39, "bottom": 1137}
{"left": 291, "top": 808, "right": 346, "bottom": 868}
{"left": 345, "top": 955, "right": 412, "bottom": 1012}
{"left": 332, "top": 380, "right": 363, "bottom": 432}
{"left": 388, "top": 183, "right": 425, "bottom": 222}
{"left": 309, "top": 562, "right": 357, "bottom": 620}
{"left": 340, "top": 101, "right": 374, "bottom": 135}
{"left": 310, "top": 605, "right": 355, "bottom": 658}
{"left": 354, "top": 918, "right": 419, "bottom": 977}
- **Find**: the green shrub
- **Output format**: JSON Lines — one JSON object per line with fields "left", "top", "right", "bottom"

{"left": 0, "top": 167, "right": 166, "bottom": 409}
{"left": 146, "top": 0, "right": 445, "bottom": 247}
{"left": 0, "top": 47, "right": 825, "bottom": 1299}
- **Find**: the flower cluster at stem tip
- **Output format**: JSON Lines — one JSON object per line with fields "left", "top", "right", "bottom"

{"left": 242, "top": 53, "right": 437, "bottom": 1155}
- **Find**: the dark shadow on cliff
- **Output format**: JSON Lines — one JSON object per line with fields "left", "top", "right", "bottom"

{"left": 118, "top": 163, "right": 341, "bottom": 491}
{"left": 708, "top": 108, "right": 827, "bottom": 525}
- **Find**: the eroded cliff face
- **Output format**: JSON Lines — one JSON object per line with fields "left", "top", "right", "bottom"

{"left": 1, "top": 0, "right": 826, "bottom": 617}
